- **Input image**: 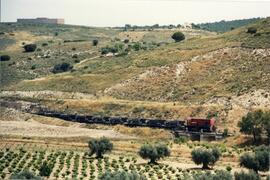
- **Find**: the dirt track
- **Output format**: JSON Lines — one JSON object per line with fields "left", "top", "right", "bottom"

{"left": 0, "top": 120, "right": 133, "bottom": 139}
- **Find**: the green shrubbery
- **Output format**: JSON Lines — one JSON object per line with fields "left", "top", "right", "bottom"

{"left": 247, "top": 27, "right": 257, "bottom": 34}
{"left": 10, "top": 170, "right": 41, "bottom": 180}
{"left": 23, "top": 44, "right": 37, "bottom": 52}
{"left": 171, "top": 32, "right": 185, "bottom": 42}
{"left": 0, "top": 55, "right": 11, "bottom": 61}
{"left": 52, "top": 63, "right": 73, "bottom": 73}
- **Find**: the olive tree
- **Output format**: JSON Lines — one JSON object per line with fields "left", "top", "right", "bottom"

{"left": 88, "top": 137, "right": 113, "bottom": 158}
{"left": 171, "top": 32, "right": 185, "bottom": 42}
{"left": 191, "top": 147, "right": 221, "bottom": 169}
{"left": 238, "top": 110, "right": 269, "bottom": 142}
{"left": 138, "top": 144, "right": 170, "bottom": 164}
{"left": 240, "top": 145, "right": 269, "bottom": 173}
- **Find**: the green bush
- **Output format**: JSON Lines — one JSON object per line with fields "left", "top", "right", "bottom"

{"left": 234, "top": 170, "right": 260, "bottom": 180}
{"left": 174, "top": 136, "right": 188, "bottom": 144}
{"left": 191, "top": 147, "right": 221, "bottom": 169}
{"left": 138, "top": 143, "right": 170, "bottom": 164}
{"left": 88, "top": 137, "right": 113, "bottom": 158}
{"left": 247, "top": 27, "right": 257, "bottom": 34}
{"left": 0, "top": 55, "right": 11, "bottom": 61}
{"left": 93, "top": 39, "right": 99, "bottom": 46}
{"left": 23, "top": 44, "right": 37, "bottom": 52}
{"left": 52, "top": 63, "right": 73, "bottom": 73}
{"left": 171, "top": 32, "right": 185, "bottom": 42}
{"left": 39, "top": 162, "right": 52, "bottom": 177}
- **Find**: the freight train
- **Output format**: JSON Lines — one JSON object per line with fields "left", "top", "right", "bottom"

{"left": 34, "top": 109, "right": 217, "bottom": 132}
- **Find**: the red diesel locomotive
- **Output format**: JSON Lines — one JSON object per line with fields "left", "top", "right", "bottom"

{"left": 186, "top": 117, "right": 216, "bottom": 132}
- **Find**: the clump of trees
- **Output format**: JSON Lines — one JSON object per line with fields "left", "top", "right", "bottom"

{"left": 238, "top": 110, "right": 270, "bottom": 142}
{"left": 52, "top": 62, "right": 73, "bottom": 73}
{"left": 247, "top": 27, "right": 257, "bottom": 34}
{"left": 171, "top": 32, "right": 185, "bottom": 42}
{"left": 138, "top": 143, "right": 170, "bottom": 164}
{"left": 0, "top": 55, "right": 11, "bottom": 61}
{"left": 23, "top": 44, "right": 37, "bottom": 52}
{"left": 93, "top": 39, "right": 99, "bottom": 46}
{"left": 88, "top": 137, "right": 113, "bottom": 158}
{"left": 191, "top": 147, "right": 221, "bottom": 169}
{"left": 240, "top": 145, "right": 269, "bottom": 173}
{"left": 100, "top": 170, "right": 146, "bottom": 180}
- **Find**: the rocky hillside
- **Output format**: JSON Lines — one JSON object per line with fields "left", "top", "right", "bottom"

{"left": 0, "top": 18, "right": 269, "bottom": 131}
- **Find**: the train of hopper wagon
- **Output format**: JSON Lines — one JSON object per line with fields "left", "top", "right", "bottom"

{"left": 34, "top": 109, "right": 217, "bottom": 133}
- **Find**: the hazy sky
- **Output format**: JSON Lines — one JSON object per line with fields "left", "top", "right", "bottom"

{"left": 2, "top": 0, "right": 270, "bottom": 26}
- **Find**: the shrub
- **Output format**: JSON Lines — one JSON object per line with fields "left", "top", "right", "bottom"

{"left": 132, "top": 42, "right": 141, "bottom": 51}
{"left": 0, "top": 55, "right": 11, "bottom": 61}
{"left": 138, "top": 144, "right": 170, "bottom": 164}
{"left": 191, "top": 147, "right": 221, "bottom": 169}
{"left": 171, "top": 32, "right": 185, "bottom": 42}
{"left": 39, "top": 162, "right": 52, "bottom": 177}
{"left": 11, "top": 170, "right": 41, "bottom": 180}
{"left": 226, "top": 165, "right": 232, "bottom": 171}
{"left": 23, "top": 44, "right": 37, "bottom": 52}
{"left": 247, "top": 27, "right": 257, "bottom": 34}
{"left": 42, "top": 42, "right": 48, "bottom": 47}
{"left": 124, "top": 39, "right": 129, "bottom": 44}
{"left": 93, "top": 39, "right": 99, "bottom": 46}
{"left": 100, "top": 170, "right": 146, "bottom": 180}
{"left": 174, "top": 136, "right": 188, "bottom": 144}
{"left": 234, "top": 170, "right": 260, "bottom": 180}
{"left": 31, "top": 64, "right": 37, "bottom": 70}
{"left": 88, "top": 137, "right": 113, "bottom": 158}
{"left": 52, "top": 63, "right": 73, "bottom": 73}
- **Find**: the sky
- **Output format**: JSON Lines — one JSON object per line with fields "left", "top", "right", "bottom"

{"left": 1, "top": 0, "right": 270, "bottom": 27}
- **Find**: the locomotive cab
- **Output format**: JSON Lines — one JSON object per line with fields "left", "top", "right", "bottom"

{"left": 186, "top": 117, "right": 216, "bottom": 132}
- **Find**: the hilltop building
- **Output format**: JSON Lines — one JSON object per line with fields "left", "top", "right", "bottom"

{"left": 17, "top": 18, "right": 65, "bottom": 24}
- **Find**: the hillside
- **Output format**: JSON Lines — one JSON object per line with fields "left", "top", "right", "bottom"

{"left": 1, "top": 18, "right": 270, "bottom": 131}
{"left": 196, "top": 17, "right": 261, "bottom": 32}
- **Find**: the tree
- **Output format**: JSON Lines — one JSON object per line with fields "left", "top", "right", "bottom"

{"left": 93, "top": 39, "right": 99, "bottom": 46}
{"left": 171, "top": 32, "right": 185, "bottom": 42}
{"left": 191, "top": 147, "right": 221, "bottom": 169}
{"left": 234, "top": 171, "right": 260, "bottom": 180}
{"left": 10, "top": 171, "right": 41, "bottom": 180}
{"left": 138, "top": 144, "right": 170, "bottom": 164}
{"left": 0, "top": 55, "right": 11, "bottom": 61}
{"left": 100, "top": 170, "right": 146, "bottom": 180}
{"left": 262, "top": 111, "right": 270, "bottom": 140}
{"left": 39, "top": 162, "right": 52, "bottom": 177}
{"left": 23, "top": 44, "right": 37, "bottom": 52}
{"left": 238, "top": 110, "right": 263, "bottom": 142}
{"left": 240, "top": 145, "right": 269, "bottom": 173}
{"left": 88, "top": 137, "right": 113, "bottom": 158}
